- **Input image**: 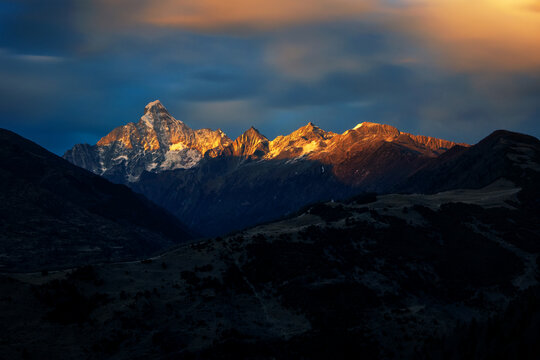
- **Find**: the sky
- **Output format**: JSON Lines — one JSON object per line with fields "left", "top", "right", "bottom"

{"left": 0, "top": 0, "right": 539, "bottom": 154}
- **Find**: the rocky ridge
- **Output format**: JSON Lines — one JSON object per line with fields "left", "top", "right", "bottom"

{"left": 64, "top": 100, "right": 464, "bottom": 184}
{"left": 64, "top": 100, "right": 232, "bottom": 183}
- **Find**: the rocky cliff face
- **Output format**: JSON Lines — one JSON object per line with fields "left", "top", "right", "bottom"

{"left": 305, "top": 122, "right": 464, "bottom": 187}
{"left": 265, "top": 122, "right": 336, "bottom": 159}
{"left": 64, "top": 100, "right": 232, "bottom": 183}
{"left": 225, "top": 127, "right": 270, "bottom": 159}
{"left": 65, "top": 100, "right": 463, "bottom": 185}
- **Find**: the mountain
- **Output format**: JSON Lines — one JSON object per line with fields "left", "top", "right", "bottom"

{"left": 64, "top": 100, "right": 232, "bottom": 183}
{"left": 132, "top": 127, "right": 539, "bottom": 238}
{"left": 133, "top": 153, "right": 355, "bottom": 236}
{"left": 65, "top": 101, "right": 464, "bottom": 236}
{"left": 306, "top": 121, "right": 460, "bottom": 188}
{"left": 224, "top": 126, "right": 270, "bottom": 159}
{"left": 265, "top": 122, "right": 336, "bottom": 159}
{"left": 0, "top": 129, "right": 193, "bottom": 272}
{"left": 131, "top": 118, "right": 464, "bottom": 235}
{"left": 398, "top": 130, "right": 540, "bottom": 195}
{"left": 64, "top": 101, "right": 462, "bottom": 186}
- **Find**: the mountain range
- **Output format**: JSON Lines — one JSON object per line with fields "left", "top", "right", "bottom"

{"left": 2, "top": 126, "right": 539, "bottom": 358}
{"left": 64, "top": 100, "right": 468, "bottom": 235}
{"left": 65, "top": 100, "right": 462, "bottom": 184}
{"left": 1, "top": 103, "right": 539, "bottom": 359}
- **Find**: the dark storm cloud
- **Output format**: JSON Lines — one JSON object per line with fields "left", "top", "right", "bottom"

{"left": 0, "top": 0, "right": 82, "bottom": 54}
{"left": 0, "top": 0, "right": 539, "bottom": 154}
{"left": 265, "top": 64, "right": 414, "bottom": 108}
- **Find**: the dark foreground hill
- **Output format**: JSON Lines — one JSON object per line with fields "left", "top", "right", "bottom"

{"left": 0, "top": 129, "right": 192, "bottom": 272}
{"left": 0, "top": 174, "right": 538, "bottom": 359}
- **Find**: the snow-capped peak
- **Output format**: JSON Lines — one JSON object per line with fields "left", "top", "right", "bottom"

{"left": 353, "top": 122, "right": 383, "bottom": 130}
{"left": 64, "top": 102, "right": 464, "bottom": 184}
{"left": 353, "top": 122, "right": 392, "bottom": 130}
{"left": 140, "top": 100, "right": 170, "bottom": 128}
{"left": 144, "top": 99, "right": 165, "bottom": 112}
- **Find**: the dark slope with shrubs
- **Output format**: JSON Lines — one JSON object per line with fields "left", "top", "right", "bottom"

{"left": 1, "top": 180, "right": 538, "bottom": 359}
{"left": 424, "top": 286, "right": 540, "bottom": 360}
{"left": 0, "top": 129, "right": 193, "bottom": 272}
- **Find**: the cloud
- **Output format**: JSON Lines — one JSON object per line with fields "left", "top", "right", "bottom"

{"left": 10, "top": 0, "right": 537, "bottom": 72}
{"left": 0, "top": 48, "right": 66, "bottom": 63}
{"left": 264, "top": 36, "right": 372, "bottom": 82}
{"left": 0, "top": 0, "right": 83, "bottom": 54}
{"left": 130, "top": 0, "right": 540, "bottom": 72}
{"left": 387, "top": 0, "right": 540, "bottom": 71}
{"left": 136, "top": 0, "right": 375, "bottom": 31}
{"left": 179, "top": 99, "right": 267, "bottom": 137}
{"left": 0, "top": 0, "right": 539, "bottom": 155}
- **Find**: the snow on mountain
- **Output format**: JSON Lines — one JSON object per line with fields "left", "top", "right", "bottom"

{"left": 64, "top": 100, "right": 464, "bottom": 184}
{"left": 64, "top": 100, "right": 232, "bottom": 182}
{"left": 64, "top": 101, "right": 470, "bottom": 235}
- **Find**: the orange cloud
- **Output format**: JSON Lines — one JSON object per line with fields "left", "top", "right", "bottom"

{"left": 86, "top": 0, "right": 540, "bottom": 72}
{"left": 388, "top": 0, "right": 540, "bottom": 71}
{"left": 138, "top": 0, "right": 375, "bottom": 31}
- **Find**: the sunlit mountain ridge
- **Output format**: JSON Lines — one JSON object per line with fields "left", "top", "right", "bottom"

{"left": 65, "top": 100, "right": 465, "bottom": 184}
